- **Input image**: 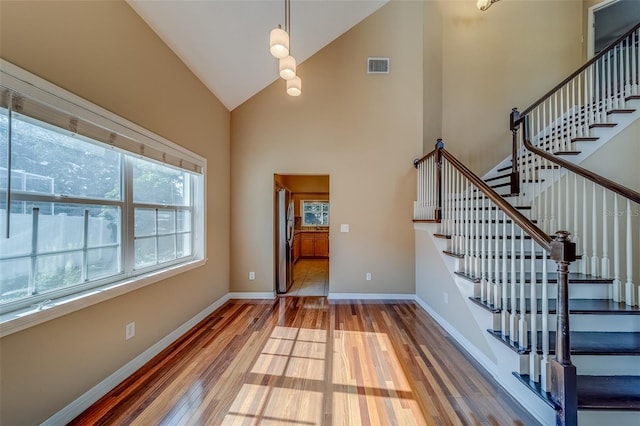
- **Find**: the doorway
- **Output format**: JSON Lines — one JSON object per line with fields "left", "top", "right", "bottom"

{"left": 587, "top": 0, "right": 640, "bottom": 58}
{"left": 274, "top": 174, "right": 330, "bottom": 296}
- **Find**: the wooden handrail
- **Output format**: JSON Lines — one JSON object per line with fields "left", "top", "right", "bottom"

{"left": 514, "top": 21, "right": 640, "bottom": 122}
{"left": 439, "top": 147, "right": 553, "bottom": 251}
{"left": 522, "top": 116, "right": 640, "bottom": 204}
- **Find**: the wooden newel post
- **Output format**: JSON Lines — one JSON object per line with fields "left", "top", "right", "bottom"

{"left": 435, "top": 139, "right": 444, "bottom": 222}
{"left": 549, "top": 230, "right": 578, "bottom": 426}
{"left": 509, "top": 108, "right": 521, "bottom": 195}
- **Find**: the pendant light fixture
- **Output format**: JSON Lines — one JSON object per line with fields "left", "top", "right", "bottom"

{"left": 269, "top": 0, "right": 301, "bottom": 96}
{"left": 477, "top": 0, "right": 500, "bottom": 11}
{"left": 279, "top": 56, "right": 297, "bottom": 80}
{"left": 270, "top": 25, "right": 289, "bottom": 59}
{"left": 286, "top": 76, "right": 302, "bottom": 97}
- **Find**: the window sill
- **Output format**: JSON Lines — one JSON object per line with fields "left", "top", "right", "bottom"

{"left": 0, "top": 258, "right": 207, "bottom": 338}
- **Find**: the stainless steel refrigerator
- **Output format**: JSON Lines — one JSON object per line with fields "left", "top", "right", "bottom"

{"left": 276, "top": 188, "right": 294, "bottom": 293}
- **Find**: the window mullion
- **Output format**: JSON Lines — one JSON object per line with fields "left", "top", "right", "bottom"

{"left": 123, "top": 157, "right": 134, "bottom": 275}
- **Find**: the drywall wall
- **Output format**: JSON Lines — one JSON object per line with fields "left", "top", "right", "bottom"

{"left": 423, "top": 0, "right": 444, "bottom": 153}
{"left": 440, "top": 0, "right": 583, "bottom": 175}
{"left": 230, "top": 0, "right": 423, "bottom": 295}
{"left": 0, "top": 1, "right": 230, "bottom": 424}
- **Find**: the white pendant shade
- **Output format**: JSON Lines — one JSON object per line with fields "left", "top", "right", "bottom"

{"left": 270, "top": 27, "right": 289, "bottom": 59}
{"left": 287, "top": 76, "right": 302, "bottom": 96}
{"left": 279, "top": 56, "right": 297, "bottom": 80}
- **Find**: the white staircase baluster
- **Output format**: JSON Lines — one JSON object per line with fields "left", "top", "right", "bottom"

{"left": 602, "top": 188, "right": 610, "bottom": 279}
{"left": 572, "top": 174, "right": 580, "bottom": 261}
{"left": 633, "top": 30, "right": 639, "bottom": 95}
{"left": 607, "top": 50, "right": 613, "bottom": 111}
{"left": 493, "top": 206, "right": 501, "bottom": 310}
{"left": 518, "top": 227, "right": 528, "bottom": 350}
{"left": 565, "top": 172, "right": 570, "bottom": 236}
{"left": 474, "top": 188, "right": 480, "bottom": 278}
{"left": 613, "top": 194, "right": 621, "bottom": 302}
{"left": 582, "top": 178, "right": 590, "bottom": 275}
{"left": 540, "top": 249, "right": 550, "bottom": 392}
{"left": 624, "top": 37, "right": 631, "bottom": 98}
{"left": 610, "top": 46, "right": 623, "bottom": 108}
{"left": 481, "top": 196, "right": 487, "bottom": 302}
{"left": 529, "top": 239, "right": 539, "bottom": 381}
{"left": 591, "top": 182, "right": 600, "bottom": 277}
{"left": 464, "top": 178, "right": 470, "bottom": 273}
{"left": 486, "top": 199, "right": 493, "bottom": 305}
{"left": 510, "top": 220, "right": 518, "bottom": 343}
{"left": 625, "top": 199, "right": 636, "bottom": 306}
{"left": 502, "top": 211, "right": 509, "bottom": 337}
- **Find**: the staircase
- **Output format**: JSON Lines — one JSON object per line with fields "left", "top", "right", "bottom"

{"left": 413, "top": 23, "right": 640, "bottom": 426}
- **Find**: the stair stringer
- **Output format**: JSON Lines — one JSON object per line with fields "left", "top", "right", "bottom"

{"left": 414, "top": 222, "right": 556, "bottom": 425}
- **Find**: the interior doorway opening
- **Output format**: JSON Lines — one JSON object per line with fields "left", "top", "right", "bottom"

{"left": 274, "top": 174, "right": 330, "bottom": 296}
{"left": 587, "top": 0, "right": 640, "bottom": 58}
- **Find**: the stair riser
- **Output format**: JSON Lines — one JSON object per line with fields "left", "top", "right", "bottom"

{"left": 489, "top": 313, "right": 640, "bottom": 334}
{"left": 548, "top": 314, "right": 640, "bottom": 333}
{"left": 573, "top": 355, "right": 640, "bottom": 376}
{"left": 482, "top": 283, "right": 611, "bottom": 300}
{"left": 578, "top": 411, "right": 640, "bottom": 426}
{"left": 456, "top": 256, "right": 585, "bottom": 275}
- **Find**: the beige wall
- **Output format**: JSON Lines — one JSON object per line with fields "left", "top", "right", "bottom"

{"left": 0, "top": 1, "right": 230, "bottom": 424}
{"left": 440, "top": 0, "right": 584, "bottom": 175}
{"left": 231, "top": 0, "right": 423, "bottom": 295}
{"left": 423, "top": 0, "right": 444, "bottom": 152}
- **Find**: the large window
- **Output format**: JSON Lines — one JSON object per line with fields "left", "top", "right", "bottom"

{"left": 301, "top": 200, "right": 329, "bottom": 227}
{"left": 0, "top": 62, "right": 204, "bottom": 315}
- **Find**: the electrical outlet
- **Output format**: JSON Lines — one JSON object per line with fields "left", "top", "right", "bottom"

{"left": 366, "top": 272, "right": 372, "bottom": 281}
{"left": 125, "top": 322, "right": 135, "bottom": 340}
{"left": 444, "top": 292, "right": 449, "bottom": 304}
{"left": 249, "top": 271, "right": 255, "bottom": 280}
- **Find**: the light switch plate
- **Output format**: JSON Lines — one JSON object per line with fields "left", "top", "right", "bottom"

{"left": 340, "top": 224, "right": 349, "bottom": 233}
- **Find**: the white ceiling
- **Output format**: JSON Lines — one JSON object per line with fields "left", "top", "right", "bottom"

{"left": 127, "top": 0, "right": 389, "bottom": 111}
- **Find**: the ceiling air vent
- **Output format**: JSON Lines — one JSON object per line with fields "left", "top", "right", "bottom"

{"left": 367, "top": 57, "right": 389, "bottom": 74}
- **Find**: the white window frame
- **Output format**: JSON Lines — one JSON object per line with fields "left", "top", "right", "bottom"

{"left": 301, "top": 200, "right": 330, "bottom": 227}
{"left": 0, "top": 60, "right": 207, "bottom": 337}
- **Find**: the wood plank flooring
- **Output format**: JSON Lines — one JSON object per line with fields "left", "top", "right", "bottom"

{"left": 70, "top": 297, "right": 539, "bottom": 425}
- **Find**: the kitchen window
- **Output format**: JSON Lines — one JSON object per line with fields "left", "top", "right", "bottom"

{"left": 0, "top": 60, "right": 205, "bottom": 322}
{"left": 301, "top": 201, "right": 329, "bottom": 226}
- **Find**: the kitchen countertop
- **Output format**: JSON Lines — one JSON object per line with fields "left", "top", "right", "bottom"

{"left": 295, "top": 229, "right": 329, "bottom": 234}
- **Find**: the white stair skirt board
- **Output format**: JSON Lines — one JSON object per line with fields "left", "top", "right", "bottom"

{"left": 43, "top": 293, "right": 234, "bottom": 425}
{"left": 327, "top": 293, "right": 414, "bottom": 300}
{"left": 414, "top": 295, "right": 556, "bottom": 426}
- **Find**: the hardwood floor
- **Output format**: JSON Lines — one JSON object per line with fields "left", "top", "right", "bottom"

{"left": 70, "top": 298, "right": 539, "bottom": 425}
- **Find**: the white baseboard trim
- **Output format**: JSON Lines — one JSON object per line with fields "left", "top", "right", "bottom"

{"left": 228, "top": 292, "right": 275, "bottom": 299}
{"left": 327, "top": 293, "right": 415, "bottom": 300}
{"left": 42, "top": 293, "right": 232, "bottom": 425}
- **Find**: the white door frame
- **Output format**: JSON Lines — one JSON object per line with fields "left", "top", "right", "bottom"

{"left": 587, "top": 0, "right": 621, "bottom": 59}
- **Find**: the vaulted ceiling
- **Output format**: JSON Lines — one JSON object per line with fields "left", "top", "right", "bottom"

{"left": 127, "top": 0, "right": 389, "bottom": 111}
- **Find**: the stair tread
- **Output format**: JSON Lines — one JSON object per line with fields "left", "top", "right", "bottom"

{"left": 488, "top": 329, "right": 640, "bottom": 355}
{"left": 470, "top": 297, "right": 640, "bottom": 315}
{"left": 571, "top": 136, "right": 599, "bottom": 142}
{"left": 589, "top": 122, "right": 617, "bottom": 128}
{"left": 607, "top": 108, "right": 635, "bottom": 114}
{"left": 513, "top": 373, "right": 640, "bottom": 411}
{"left": 553, "top": 150, "right": 581, "bottom": 155}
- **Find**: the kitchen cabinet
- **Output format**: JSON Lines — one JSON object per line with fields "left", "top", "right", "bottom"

{"left": 299, "top": 231, "right": 329, "bottom": 258}
{"left": 314, "top": 234, "right": 329, "bottom": 257}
